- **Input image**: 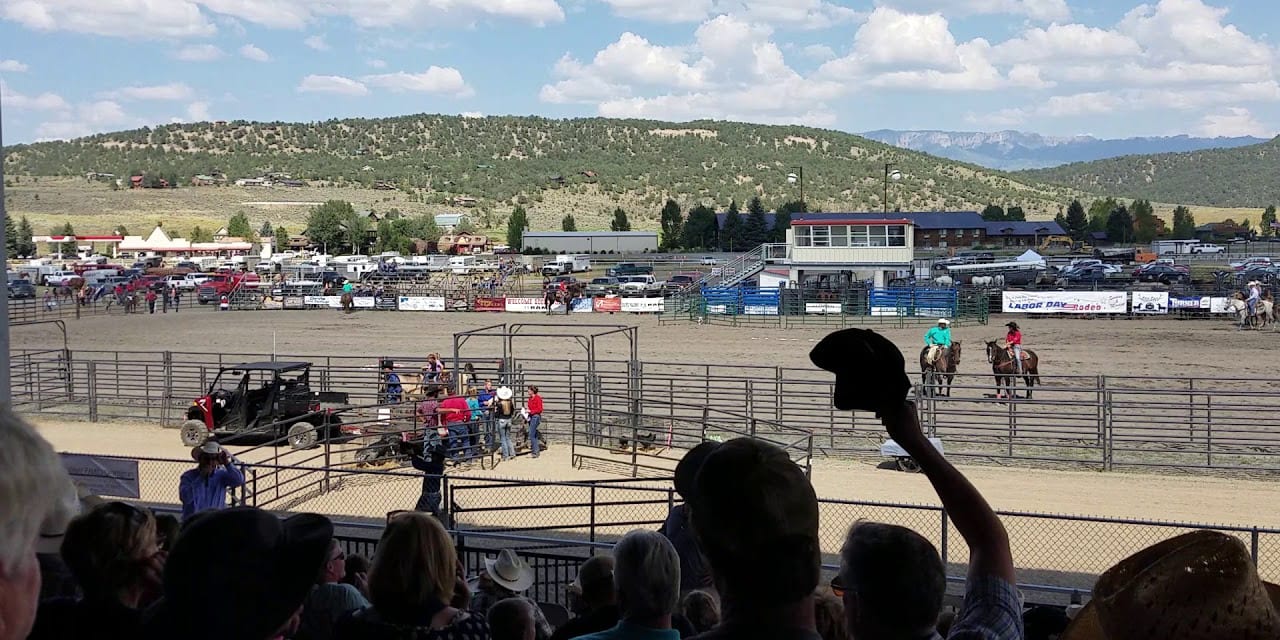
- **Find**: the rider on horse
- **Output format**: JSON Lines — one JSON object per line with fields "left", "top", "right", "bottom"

{"left": 1005, "top": 322, "right": 1024, "bottom": 374}
{"left": 924, "top": 318, "right": 952, "bottom": 367}
{"left": 1248, "top": 281, "right": 1262, "bottom": 318}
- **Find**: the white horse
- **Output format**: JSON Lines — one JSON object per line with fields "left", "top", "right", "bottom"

{"left": 1226, "top": 295, "right": 1274, "bottom": 329}
{"left": 933, "top": 275, "right": 954, "bottom": 287}
{"left": 970, "top": 275, "right": 1005, "bottom": 288}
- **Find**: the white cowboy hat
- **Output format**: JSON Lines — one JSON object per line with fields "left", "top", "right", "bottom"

{"left": 937, "top": 319, "right": 950, "bottom": 325}
{"left": 497, "top": 386, "right": 514, "bottom": 400}
{"left": 484, "top": 548, "right": 534, "bottom": 592}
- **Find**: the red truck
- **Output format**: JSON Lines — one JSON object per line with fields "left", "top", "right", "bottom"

{"left": 196, "top": 272, "right": 260, "bottom": 304}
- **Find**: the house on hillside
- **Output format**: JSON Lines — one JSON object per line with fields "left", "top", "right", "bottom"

{"left": 451, "top": 196, "right": 478, "bottom": 208}
{"left": 1195, "top": 222, "right": 1248, "bottom": 241}
{"left": 191, "top": 174, "right": 226, "bottom": 186}
{"left": 438, "top": 232, "right": 491, "bottom": 254}
{"left": 434, "top": 213, "right": 466, "bottom": 230}
{"left": 235, "top": 178, "right": 271, "bottom": 187}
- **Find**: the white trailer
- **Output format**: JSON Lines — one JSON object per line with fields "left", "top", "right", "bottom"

{"left": 1152, "top": 240, "right": 1204, "bottom": 255}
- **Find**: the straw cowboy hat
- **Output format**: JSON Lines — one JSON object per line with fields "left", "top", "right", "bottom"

{"left": 937, "top": 318, "right": 950, "bottom": 325}
{"left": 1062, "top": 530, "right": 1280, "bottom": 640}
{"left": 190, "top": 440, "right": 223, "bottom": 461}
{"left": 484, "top": 548, "right": 534, "bottom": 592}
{"left": 497, "top": 386, "right": 514, "bottom": 401}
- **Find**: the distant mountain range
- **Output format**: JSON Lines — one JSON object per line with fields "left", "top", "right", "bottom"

{"left": 860, "top": 129, "right": 1269, "bottom": 171}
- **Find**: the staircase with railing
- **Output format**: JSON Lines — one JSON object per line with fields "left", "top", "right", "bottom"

{"left": 692, "top": 243, "right": 789, "bottom": 289}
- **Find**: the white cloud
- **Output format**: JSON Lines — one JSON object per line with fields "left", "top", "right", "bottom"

{"left": 2, "top": 0, "right": 216, "bottom": 38}
{"left": 0, "top": 79, "right": 69, "bottom": 111}
{"left": 1197, "top": 107, "right": 1274, "bottom": 138}
{"left": 540, "top": 14, "right": 840, "bottom": 126}
{"left": 875, "top": 0, "right": 1069, "bottom": 23}
{"left": 596, "top": 0, "right": 859, "bottom": 28}
{"left": 197, "top": 0, "right": 312, "bottom": 29}
{"left": 187, "top": 101, "right": 212, "bottom": 122}
{"left": 174, "top": 44, "right": 225, "bottom": 61}
{"left": 239, "top": 43, "right": 270, "bottom": 61}
{"left": 297, "top": 74, "right": 369, "bottom": 96}
{"left": 1118, "top": 0, "right": 1271, "bottom": 67}
{"left": 990, "top": 24, "right": 1141, "bottom": 64}
{"left": 102, "top": 82, "right": 194, "bottom": 101}
{"left": 366, "top": 59, "right": 387, "bottom": 69}
{"left": 360, "top": 67, "right": 474, "bottom": 97}
{"left": 34, "top": 100, "right": 135, "bottom": 141}
{"left": 0, "top": 59, "right": 28, "bottom": 72}
{"left": 800, "top": 44, "right": 836, "bottom": 61}
{"left": 849, "top": 8, "right": 963, "bottom": 72}
{"left": 304, "top": 34, "right": 329, "bottom": 51}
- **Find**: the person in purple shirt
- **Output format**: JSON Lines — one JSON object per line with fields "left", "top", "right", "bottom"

{"left": 179, "top": 441, "right": 245, "bottom": 520}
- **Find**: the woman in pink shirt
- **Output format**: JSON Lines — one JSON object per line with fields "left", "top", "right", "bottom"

{"left": 1005, "top": 322, "right": 1023, "bottom": 374}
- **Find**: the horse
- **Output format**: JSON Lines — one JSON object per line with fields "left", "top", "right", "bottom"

{"left": 919, "top": 341, "right": 962, "bottom": 398}
{"left": 340, "top": 292, "right": 354, "bottom": 314}
{"left": 985, "top": 340, "right": 1039, "bottom": 400}
{"left": 1226, "top": 293, "right": 1274, "bottom": 330}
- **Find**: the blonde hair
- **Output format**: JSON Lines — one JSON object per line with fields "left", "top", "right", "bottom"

{"left": 0, "top": 408, "right": 70, "bottom": 574}
{"left": 369, "top": 512, "right": 457, "bottom": 622}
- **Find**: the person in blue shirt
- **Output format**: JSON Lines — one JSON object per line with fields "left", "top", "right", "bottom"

{"left": 924, "top": 319, "right": 953, "bottom": 367}
{"left": 179, "top": 441, "right": 245, "bottom": 520}
{"left": 381, "top": 360, "right": 403, "bottom": 404}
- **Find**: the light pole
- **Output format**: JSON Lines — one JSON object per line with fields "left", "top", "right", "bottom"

{"left": 787, "top": 166, "right": 804, "bottom": 207}
{"left": 883, "top": 162, "right": 902, "bottom": 213}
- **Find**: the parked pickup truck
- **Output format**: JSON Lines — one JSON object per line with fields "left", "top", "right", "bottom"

{"left": 618, "top": 274, "right": 662, "bottom": 297}
{"left": 197, "top": 273, "right": 261, "bottom": 304}
{"left": 607, "top": 263, "right": 654, "bottom": 278}
{"left": 662, "top": 274, "right": 696, "bottom": 295}
{"left": 585, "top": 277, "right": 621, "bottom": 297}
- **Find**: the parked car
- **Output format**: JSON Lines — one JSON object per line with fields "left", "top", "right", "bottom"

{"left": 700, "top": 256, "right": 717, "bottom": 265}
{"left": 1057, "top": 265, "right": 1129, "bottom": 285}
{"left": 662, "top": 274, "right": 696, "bottom": 294}
{"left": 7, "top": 279, "right": 36, "bottom": 299}
{"left": 1231, "top": 257, "right": 1273, "bottom": 270}
{"left": 1135, "top": 265, "right": 1191, "bottom": 284}
{"left": 606, "top": 263, "right": 654, "bottom": 278}
{"left": 585, "top": 277, "right": 621, "bottom": 297}
{"left": 618, "top": 274, "right": 661, "bottom": 296}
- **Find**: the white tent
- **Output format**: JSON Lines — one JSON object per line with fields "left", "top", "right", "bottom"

{"left": 1016, "top": 249, "right": 1043, "bottom": 262}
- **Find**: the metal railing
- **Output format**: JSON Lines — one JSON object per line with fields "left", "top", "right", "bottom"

{"left": 79, "top": 454, "right": 1280, "bottom": 605}
{"left": 17, "top": 347, "right": 1280, "bottom": 475}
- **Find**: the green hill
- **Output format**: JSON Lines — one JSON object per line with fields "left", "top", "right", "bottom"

{"left": 1017, "top": 137, "right": 1280, "bottom": 208}
{"left": 3, "top": 115, "right": 1081, "bottom": 225}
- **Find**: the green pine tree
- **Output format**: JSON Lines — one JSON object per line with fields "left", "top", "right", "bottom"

{"left": 659, "top": 199, "right": 683, "bottom": 251}
{"left": 1171, "top": 206, "right": 1196, "bottom": 240}
{"left": 561, "top": 214, "right": 577, "bottom": 232}
{"left": 720, "top": 200, "right": 744, "bottom": 251}
{"left": 743, "top": 196, "right": 768, "bottom": 247}
{"left": 610, "top": 208, "right": 631, "bottom": 232}
{"left": 507, "top": 206, "right": 529, "bottom": 251}
{"left": 1065, "top": 199, "right": 1088, "bottom": 241}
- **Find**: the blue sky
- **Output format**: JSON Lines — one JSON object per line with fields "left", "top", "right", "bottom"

{"left": 1, "top": 0, "right": 1277, "bottom": 143}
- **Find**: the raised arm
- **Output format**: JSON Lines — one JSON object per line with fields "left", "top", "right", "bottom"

{"left": 216, "top": 460, "right": 246, "bottom": 489}
{"left": 880, "top": 402, "right": 1014, "bottom": 583}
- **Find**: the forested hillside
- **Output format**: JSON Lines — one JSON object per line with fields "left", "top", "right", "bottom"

{"left": 3, "top": 115, "right": 1079, "bottom": 215}
{"left": 1018, "top": 137, "right": 1280, "bottom": 207}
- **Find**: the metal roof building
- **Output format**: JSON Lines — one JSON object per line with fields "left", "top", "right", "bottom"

{"left": 522, "top": 231, "right": 658, "bottom": 253}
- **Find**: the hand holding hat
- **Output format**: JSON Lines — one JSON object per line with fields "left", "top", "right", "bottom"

{"left": 809, "top": 328, "right": 911, "bottom": 416}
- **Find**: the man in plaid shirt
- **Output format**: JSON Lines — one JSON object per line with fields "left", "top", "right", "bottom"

{"left": 838, "top": 401, "right": 1022, "bottom": 640}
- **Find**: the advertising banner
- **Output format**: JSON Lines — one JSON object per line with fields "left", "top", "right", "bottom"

{"left": 506, "top": 297, "right": 547, "bottom": 313}
{"left": 1209, "top": 297, "right": 1235, "bottom": 314}
{"left": 1002, "top": 291, "right": 1128, "bottom": 314}
{"left": 593, "top": 297, "right": 622, "bottom": 313}
{"left": 397, "top": 296, "right": 446, "bottom": 311}
{"left": 1131, "top": 291, "right": 1169, "bottom": 314}
{"left": 744, "top": 304, "right": 779, "bottom": 315}
{"left": 805, "top": 303, "right": 842, "bottom": 314}
{"left": 61, "top": 453, "right": 140, "bottom": 499}
{"left": 1170, "top": 296, "right": 1208, "bottom": 310}
{"left": 571, "top": 297, "right": 594, "bottom": 313}
{"left": 304, "top": 295, "right": 375, "bottom": 308}
{"left": 474, "top": 297, "right": 507, "bottom": 312}
{"left": 621, "top": 297, "right": 665, "bottom": 313}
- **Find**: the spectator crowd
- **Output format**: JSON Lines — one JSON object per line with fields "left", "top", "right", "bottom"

{"left": 5, "top": 387, "right": 1278, "bottom": 640}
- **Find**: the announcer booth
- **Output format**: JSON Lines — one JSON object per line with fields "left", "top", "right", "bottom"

{"left": 785, "top": 215, "right": 915, "bottom": 288}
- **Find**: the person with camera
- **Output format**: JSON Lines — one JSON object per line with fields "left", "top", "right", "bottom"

{"left": 179, "top": 441, "right": 245, "bottom": 521}
{"left": 409, "top": 436, "right": 448, "bottom": 519}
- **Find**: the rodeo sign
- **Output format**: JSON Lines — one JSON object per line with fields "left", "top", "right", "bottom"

{"left": 1002, "top": 291, "right": 1129, "bottom": 314}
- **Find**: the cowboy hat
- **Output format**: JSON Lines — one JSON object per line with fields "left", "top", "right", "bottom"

{"left": 190, "top": 440, "right": 222, "bottom": 461}
{"left": 1005, "top": 321, "right": 1020, "bottom": 329}
{"left": 143, "top": 508, "right": 333, "bottom": 640}
{"left": 497, "top": 386, "right": 514, "bottom": 401}
{"left": 1061, "top": 530, "right": 1280, "bottom": 640}
{"left": 809, "top": 328, "right": 910, "bottom": 415}
{"left": 484, "top": 548, "right": 534, "bottom": 592}
{"left": 937, "top": 318, "right": 950, "bottom": 325}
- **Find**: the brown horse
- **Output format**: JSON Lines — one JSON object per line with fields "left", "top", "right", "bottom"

{"left": 918, "top": 342, "right": 961, "bottom": 397}
{"left": 340, "top": 292, "right": 354, "bottom": 314}
{"left": 985, "top": 340, "right": 1039, "bottom": 399}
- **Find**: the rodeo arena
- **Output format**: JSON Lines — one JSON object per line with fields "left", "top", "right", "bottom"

{"left": 10, "top": 211, "right": 1280, "bottom": 640}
